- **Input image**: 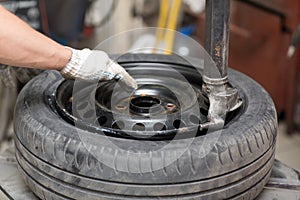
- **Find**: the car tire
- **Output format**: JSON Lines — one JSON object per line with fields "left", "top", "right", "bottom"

{"left": 14, "top": 54, "right": 277, "bottom": 200}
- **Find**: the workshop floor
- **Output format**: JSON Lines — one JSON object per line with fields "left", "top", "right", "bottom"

{"left": 276, "top": 122, "right": 300, "bottom": 171}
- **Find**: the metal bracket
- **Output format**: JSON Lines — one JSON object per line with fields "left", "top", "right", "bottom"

{"left": 201, "top": 0, "right": 242, "bottom": 131}
{"left": 200, "top": 77, "right": 242, "bottom": 131}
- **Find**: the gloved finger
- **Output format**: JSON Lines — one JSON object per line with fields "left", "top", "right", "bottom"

{"left": 106, "top": 61, "right": 138, "bottom": 90}
{"left": 117, "top": 70, "right": 138, "bottom": 91}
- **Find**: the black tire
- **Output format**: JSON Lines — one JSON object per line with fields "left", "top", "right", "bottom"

{"left": 14, "top": 54, "right": 277, "bottom": 200}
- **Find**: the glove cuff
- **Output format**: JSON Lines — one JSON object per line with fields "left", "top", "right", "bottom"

{"left": 60, "top": 47, "right": 91, "bottom": 79}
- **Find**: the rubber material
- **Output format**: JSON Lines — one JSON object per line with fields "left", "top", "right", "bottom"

{"left": 14, "top": 54, "right": 277, "bottom": 199}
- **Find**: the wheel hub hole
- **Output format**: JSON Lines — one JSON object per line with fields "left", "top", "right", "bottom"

{"left": 130, "top": 96, "right": 162, "bottom": 115}
{"left": 131, "top": 96, "right": 160, "bottom": 108}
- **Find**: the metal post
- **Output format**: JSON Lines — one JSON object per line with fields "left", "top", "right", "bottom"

{"left": 201, "top": 0, "right": 242, "bottom": 131}
{"left": 204, "top": 0, "right": 230, "bottom": 81}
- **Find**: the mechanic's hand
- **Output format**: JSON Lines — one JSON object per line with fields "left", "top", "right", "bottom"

{"left": 60, "top": 47, "right": 137, "bottom": 90}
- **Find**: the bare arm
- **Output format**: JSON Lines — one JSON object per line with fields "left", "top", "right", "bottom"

{"left": 0, "top": 6, "right": 137, "bottom": 89}
{"left": 0, "top": 5, "right": 71, "bottom": 70}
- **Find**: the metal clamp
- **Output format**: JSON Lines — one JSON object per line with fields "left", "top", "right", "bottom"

{"left": 201, "top": 0, "right": 242, "bottom": 131}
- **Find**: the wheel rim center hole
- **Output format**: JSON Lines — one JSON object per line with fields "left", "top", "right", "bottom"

{"left": 130, "top": 96, "right": 161, "bottom": 114}
{"left": 131, "top": 96, "right": 160, "bottom": 108}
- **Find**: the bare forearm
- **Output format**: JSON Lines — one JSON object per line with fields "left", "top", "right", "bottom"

{"left": 0, "top": 5, "right": 71, "bottom": 70}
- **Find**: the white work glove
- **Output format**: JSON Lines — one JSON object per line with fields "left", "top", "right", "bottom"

{"left": 60, "top": 47, "right": 137, "bottom": 90}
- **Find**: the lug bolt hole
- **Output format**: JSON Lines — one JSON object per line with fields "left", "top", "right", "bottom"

{"left": 116, "top": 105, "right": 127, "bottom": 110}
{"left": 165, "top": 103, "right": 176, "bottom": 112}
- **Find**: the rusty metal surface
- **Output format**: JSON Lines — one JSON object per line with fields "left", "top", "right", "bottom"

{"left": 204, "top": 0, "right": 230, "bottom": 78}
